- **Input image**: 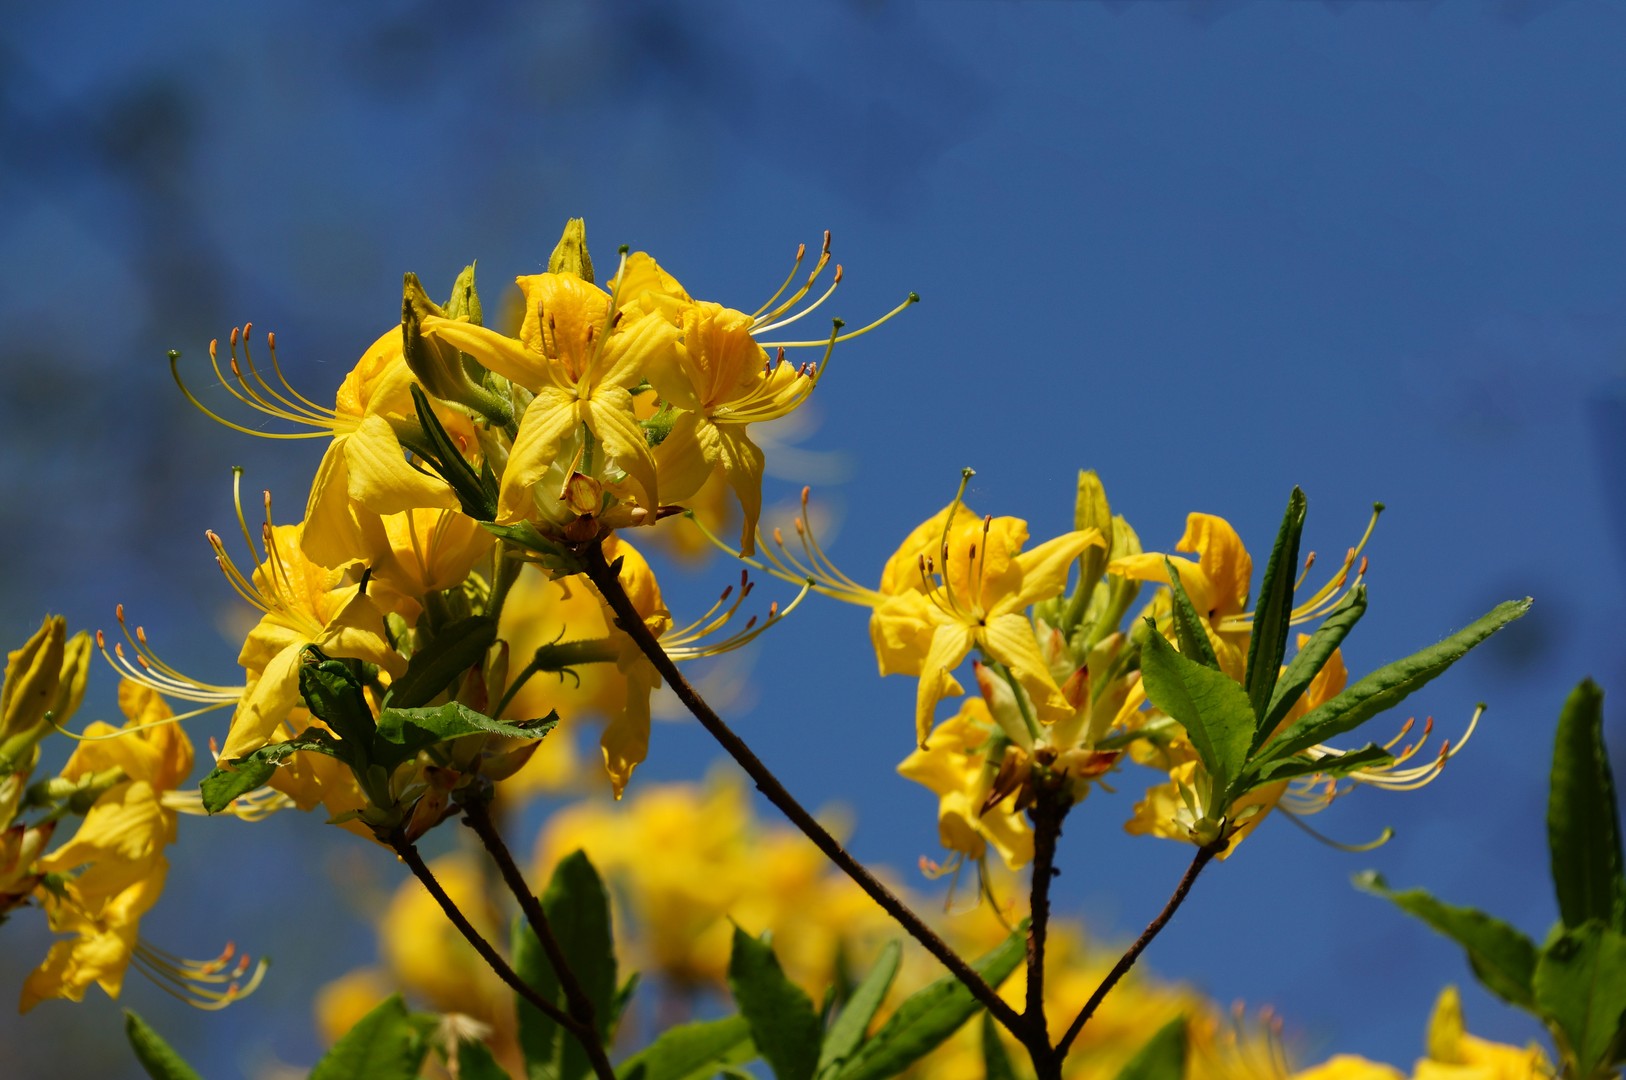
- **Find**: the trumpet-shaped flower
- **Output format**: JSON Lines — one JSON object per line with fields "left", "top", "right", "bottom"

{"left": 870, "top": 500, "right": 1103, "bottom": 746}
{"left": 897, "top": 697, "right": 1034, "bottom": 871}
{"left": 421, "top": 272, "right": 681, "bottom": 523}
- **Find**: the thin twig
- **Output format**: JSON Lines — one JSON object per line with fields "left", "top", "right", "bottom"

{"left": 1054, "top": 841, "right": 1222, "bottom": 1060}
{"left": 460, "top": 797, "right": 616, "bottom": 1080}
{"left": 389, "top": 832, "right": 598, "bottom": 1055}
{"left": 579, "top": 540, "right": 1030, "bottom": 1042}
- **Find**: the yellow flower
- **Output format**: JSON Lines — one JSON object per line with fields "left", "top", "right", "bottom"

{"left": 897, "top": 697, "right": 1033, "bottom": 872}
{"left": 1413, "top": 986, "right": 1552, "bottom": 1080}
{"left": 1293, "top": 1058, "right": 1406, "bottom": 1080}
{"left": 421, "top": 272, "right": 681, "bottom": 523}
{"left": 869, "top": 498, "right": 1103, "bottom": 746}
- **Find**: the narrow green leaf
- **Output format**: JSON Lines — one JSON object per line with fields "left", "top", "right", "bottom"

{"left": 411, "top": 384, "right": 495, "bottom": 520}
{"left": 309, "top": 994, "right": 428, "bottom": 1080}
{"left": 1139, "top": 626, "right": 1254, "bottom": 799}
{"left": 513, "top": 915, "right": 564, "bottom": 1080}
{"left": 1549, "top": 679, "right": 1626, "bottom": 932}
{"left": 387, "top": 616, "right": 497, "bottom": 709}
{"left": 1355, "top": 872, "right": 1538, "bottom": 1009}
{"left": 198, "top": 731, "right": 341, "bottom": 813}
{"left": 1114, "top": 1015, "right": 1188, "bottom": 1080}
{"left": 728, "top": 927, "right": 822, "bottom": 1080}
{"left": 1533, "top": 921, "right": 1626, "bottom": 1076}
{"left": 817, "top": 940, "right": 902, "bottom": 1079}
{"left": 980, "top": 1011, "right": 1020, "bottom": 1080}
{"left": 1163, "top": 559, "right": 1219, "bottom": 670}
{"left": 298, "top": 649, "right": 377, "bottom": 748}
{"left": 1257, "top": 586, "right": 1367, "bottom": 742}
{"left": 456, "top": 1038, "right": 514, "bottom": 1080}
{"left": 1244, "top": 488, "right": 1307, "bottom": 728}
{"left": 833, "top": 920, "right": 1028, "bottom": 1080}
{"left": 1259, "top": 598, "right": 1531, "bottom": 763}
{"left": 123, "top": 1010, "right": 204, "bottom": 1080}
{"left": 1245, "top": 743, "right": 1392, "bottom": 787}
{"left": 615, "top": 1015, "right": 755, "bottom": 1080}
{"left": 541, "top": 851, "right": 619, "bottom": 1080}
{"left": 611, "top": 971, "right": 641, "bottom": 1041}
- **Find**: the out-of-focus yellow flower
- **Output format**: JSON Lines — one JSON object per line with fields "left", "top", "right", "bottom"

{"left": 314, "top": 968, "right": 397, "bottom": 1046}
{"left": 535, "top": 774, "right": 896, "bottom": 995}
{"left": 421, "top": 273, "right": 681, "bottom": 522}
{"left": 1294, "top": 1058, "right": 1407, "bottom": 1080}
{"left": 1413, "top": 986, "right": 1552, "bottom": 1080}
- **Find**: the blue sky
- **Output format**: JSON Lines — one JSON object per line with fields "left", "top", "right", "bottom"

{"left": 2, "top": 1, "right": 1624, "bottom": 1075}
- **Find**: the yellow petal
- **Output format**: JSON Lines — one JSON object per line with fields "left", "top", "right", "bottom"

{"left": 422, "top": 314, "right": 554, "bottom": 390}
{"left": 220, "top": 645, "right": 304, "bottom": 761}
{"left": 868, "top": 592, "right": 940, "bottom": 677}
{"left": 652, "top": 411, "right": 715, "bottom": 505}
{"left": 707, "top": 423, "right": 766, "bottom": 556}
{"left": 585, "top": 389, "right": 660, "bottom": 510}
{"left": 995, "top": 527, "right": 1103, "bottom": 616}
{"left": 1177, "top": 513, "right": 1252, "bottom": 617}
{"left": 979, "top": 612, "right": 1070, "bottom": 723}
{"left": 915, "top": 623, "right": 973, "bottom": 747}
{"left": 601, "top": 670, "right": 655, "bottom": 799}
{"left": 495, "top": 389, "right": 582, "bottom": 524}
{"left": 1108, "top": 552, "right": 1221, "bottom": 617}
{"left": 345, "top": 413, "right": 459, "bottom": 516}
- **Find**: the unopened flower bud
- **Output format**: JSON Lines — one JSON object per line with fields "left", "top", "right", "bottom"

{"left": 548, "top": 218, "right": 595, "bottom": 283}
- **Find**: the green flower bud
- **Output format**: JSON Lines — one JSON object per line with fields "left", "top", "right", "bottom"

{"left": 548, "top": 217, "right": 595, "bottom": 283}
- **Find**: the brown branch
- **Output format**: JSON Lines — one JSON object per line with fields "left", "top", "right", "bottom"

{"left": 1053, "top": 841, "right": 1222, "bottom": 1061}
{"left": 389, "top": 831, "right": 614, "bottom": 1080}
{"left": 1024, "top": 788, "right": 1067, "bottom": 1042}
{"left": 579, "top": 540, "right": 1030, "bottom": 1042}
{"left": 460, "top": 797, "right": 615, "bottom": 1080}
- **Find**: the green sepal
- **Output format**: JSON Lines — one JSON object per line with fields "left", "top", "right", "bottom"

{"left": 641, "top": 402, "right": 678, "bottom": 448}
{"left": 410, "top": 384, "right": 498, "bottom": 520}
{"left": 1244, "top": 742, "right": 1391, "bottom": 788}
{"left": 309, "top": 994, "right": 431, "bottom": 1080}
{"left": 198, "top": 730, "right": 343, "bottom": 813}
{"left": 1258, "top": 598, "right": 1531, "bottom": 763}
{"left": 481, "top": 522, "right": 585, "bottom": 574}
{"left": 1533, "top": 920, "right": 1626, "bottom": 1076}
{"left": 1256, "top": 585, "right": 1367, "bottom": 744}
{"left": 1061, "top": 469, "right": 1113, "bottom": 636}
{"left": 124, "top": 1010, "right": 204, "bottom": 1080}
{"left": 728, "top": 927, "right": 822, "bottom": 1080}
{"left": 816, "top": 940, "right": 902, "bottom": 1080}
{"left": 298, "top": 648, "right": 377, "bottom": 749}
{"left": 515, "top": 851, "right": 618, "bottom": 1080}
{"left": 373, "top": 701, "right": 555, "bottom": 768}
{"left": 1162, "top": 559, "right": 1219, "bottom": 670}
{"left": 1355, "top": 871, "right": 1538, "bottom": 1009}
{"left": 386, "top": 616, "right": 497, "bottom": 710}
{"left": 615, "top": 1015, "right": 756, "bottom": 1080}
{"left": 1548, "top": 679, "right": 1626, "bottom": 932}
{"left": 831, "top": 920, "right": 1028, "bottom": 1080}
{"left": 454, "top": 1037, "right": 512, "bottom": 1080}
{"left": 980, "top": 1011, "right": 1020, "bottom": 1080}
{"left": 1113, "top": 1015, "right": 1188, "bottom": 1080}
{"left": 1139, "top": 625, "right": 1254, "bottom": 803}
{"left": 444, "top": 263, "right": 483, "bottom": 326}
{"left": 1243, "top": 487, "right": 1306, "bottom": 728}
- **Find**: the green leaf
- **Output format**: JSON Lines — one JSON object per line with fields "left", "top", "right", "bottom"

{"left": 1244, "top": 488, "right": 1307, "bottom": 728}
{"left": 198, "top": 731, "right": 341, "bottom": 813}
{"left": 728, "top": 927, "right": 822, "bottom": 1080}
{"left": 615, "top": 1015, "right": 756, "bottom": 1080}
{"left": 1114, "top": 1015, "right": 1188, "bottom": 1080}
{"left": 1139, "top": 626, "right": 1254, "bottom": 800}
{"left": 833, "top": 920, "right": 1028, "bottom": 1080}
{"left": 1549, "top": 679, "right": 1626, "bottom": 932}
{"left": 309, "top": 994, "right": 429, "bottom": 1080}
{"left": 817, "top": 940, "right": 902, "bottom": 1080}
{"left": 611, "top": 971, "right": 641, "bottom": 1041}
{"left": 374, "top": 701, "right": 556, "bottom": 765}
{"left": 1533, "top": 921, "right": 1626, "bottom": 1076}
{"left": 1355, "top": 871, "right": 1538, "bottom": 1009}
{"left": 298, "top": 649, "right": 377, "bottom": 749}
{"left": 980, "top": 1011, "right": 1020, "bottom": 1080}
{"left": 387, "top": 616, "right": 497, "bottom": 709}
{"left": 514, "top": 851, "right": 618, "bottom": 1080}
{"left": 411, "top": 384, "right": 496, "bottom": 520}
{"left": 1163, "top": 559, "right": 1219, "bottom": 670}
{"left": 123, "top": 1010, "right": 204, "bottom": 1080}
{"left": 457, "top": 1038, "right": 515, "bottom": 1080}
{"left": 1259, "top": 598, "right": 1531, "bottom": 763}
{"left": 1245, "top": 743, "right": 1392, "bottom": 787}
{"left": 1257, "top": 586, "right": 1367, "bottom": 742}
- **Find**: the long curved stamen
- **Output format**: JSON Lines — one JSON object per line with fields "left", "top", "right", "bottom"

{"left": 99, "top": 613, "right": 240, "bottom": 705}
{"left": 169, "top": 322, "right": 340, "bottom": 439}
{"left": 229, "top": 325, "right": 331, "bottom": 424}
{"left": 749, "top": 241, "right": 808, "bottom": 321}
{"left": 665, "top": 578, "right": 815, "bottom": 661}
{"left": 933, "top": 469, "right": 976, "bottom": 616}
{"left": 1278, "top": 808, "right": 1395, "bottom": 853}
{"left": 756, "top": 291, "right": 920, "bottom": 349}
{"left": 164, "top": 785, "right": 293, "bottom": 821}
{"left": 751, "top": 264, "right": 842, "bottom": 335}
{"left": 752, "top": 231, "right": 832, "bottom": 326}
{"left": 130, "top": 938, "right": 268, "bottom": 1011}
{"left": 1217, "top": 502, "right": 1382, "bottom": 633}
{"left": 696, "top": 490, "right": 884, "bottom": 606}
